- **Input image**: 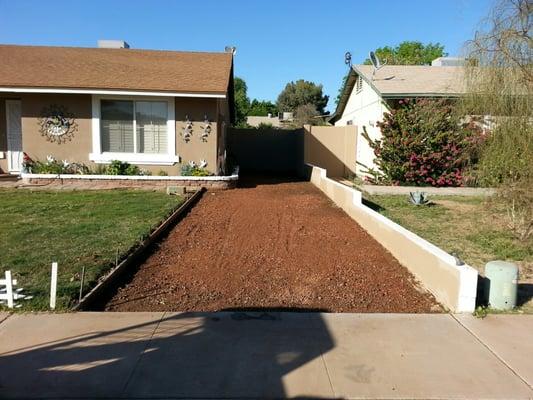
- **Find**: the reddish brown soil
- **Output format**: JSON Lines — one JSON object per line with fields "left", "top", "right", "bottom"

{"left": 105, "top": 177, "right": 440, "bottom": 312}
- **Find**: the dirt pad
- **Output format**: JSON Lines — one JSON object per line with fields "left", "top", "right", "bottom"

{"left": 105, "top": 176, "right": 440, "bottom": 312}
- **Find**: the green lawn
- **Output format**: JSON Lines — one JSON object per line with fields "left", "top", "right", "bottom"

{"left": 364, "top": 194, "right": 533, "bottom": 312}
{"left": 0, "top": 189, "right": 183, "bottom": 310}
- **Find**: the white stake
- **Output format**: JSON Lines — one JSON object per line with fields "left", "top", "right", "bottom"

{"left": 50, "top": 262, "right": 58, "bottom": 310}
{"left": 5, "top": 270, "right": 13, "bottom": 308}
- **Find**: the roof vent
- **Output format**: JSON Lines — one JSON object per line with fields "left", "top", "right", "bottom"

{"left": 97, "top": 40, "right": 130, "bottom": 49}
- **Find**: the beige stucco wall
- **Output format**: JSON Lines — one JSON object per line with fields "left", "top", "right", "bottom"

{"left": 21, "top": 93, "right": 93, "bottom": 165}
{"left": 6, "top": 93, "right": 227, "bottom": 175}
{"left": 303, "top": 125, "right": 357, "bottom": 177}
{"left": 175, "top": 97, "right": 219, "bottom": 174}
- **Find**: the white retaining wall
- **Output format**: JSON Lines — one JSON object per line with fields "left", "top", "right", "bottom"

{"left": 308, "top": 164, "right": 478, "bottom": 313}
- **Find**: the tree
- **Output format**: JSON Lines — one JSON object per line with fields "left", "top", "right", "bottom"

{"left": 363, "top": 41, "right": 447, "bottom": 65}
{"left": 248, "top": 99, "right": 278, "bottom": 116}
{"left": 461, "top": 0, "right": 532, "bottom": 240}
{"left": 233, "top": 77, "right": 250, "bottom": 127}
{"left": 293, "top": 104, "right": 320, "bottom": 127}
{"left": 276, "top": 80, "right": 329, "bottom": 115}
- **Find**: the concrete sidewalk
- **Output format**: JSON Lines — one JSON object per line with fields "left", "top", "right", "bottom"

{"left": 0, "top": 312, "right": 531, "bottom": 399}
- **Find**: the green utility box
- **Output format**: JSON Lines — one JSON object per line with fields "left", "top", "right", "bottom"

{"left": 484, "top": 261, "right": 519, "bottom": 310}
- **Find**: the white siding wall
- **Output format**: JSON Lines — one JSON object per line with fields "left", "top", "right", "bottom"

{"left": 335, "top": 79, "right": 388, "bottom": 175}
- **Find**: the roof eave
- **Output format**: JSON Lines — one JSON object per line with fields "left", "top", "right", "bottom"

{"left": 382, "top": 92, "right": 464, "bottom": 99}
{"left": 0, "top": 87, "right": 227, "bottom": 98}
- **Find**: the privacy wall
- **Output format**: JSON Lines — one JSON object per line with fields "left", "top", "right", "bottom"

{"left": 303, "top": 125, "right": 357, "bottom": 177}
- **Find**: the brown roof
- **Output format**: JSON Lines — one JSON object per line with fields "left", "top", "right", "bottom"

{"left": 330, "top": 64, "right": 465, "bottom": 123}
{"left": 354, "top": 65, "right": 465, "bottom": 96}
{"left": 0, "top": 44, "right": 233, "bottom": 94}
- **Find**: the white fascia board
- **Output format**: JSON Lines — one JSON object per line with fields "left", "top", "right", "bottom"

{"left": 0, "top": 87, "right": 226, "bottom": 98}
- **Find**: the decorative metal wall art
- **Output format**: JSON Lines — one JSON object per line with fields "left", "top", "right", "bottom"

{"left": 200, "top": 114, "right": 211, "bottom": 142}
{"left": 38, "top": 104, "right": 78, "bottom": 144}
{"left": 181, "top": 115, "right": 193, "bottom": 142}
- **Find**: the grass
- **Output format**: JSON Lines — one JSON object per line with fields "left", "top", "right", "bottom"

{"left": 0, "top": 189, "right": 184, "bottom": 310}
{"left": 364, "top": 194, "right": 533, "bottom": 312}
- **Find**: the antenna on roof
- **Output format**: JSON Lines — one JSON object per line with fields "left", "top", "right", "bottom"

{"left": 344, "top": 51, "right": 352, "bottom": 68}
{"left": 224, "top": 46, "right": 237, "bottom": 55}
{"left": 369, "top": 51, "right": 386, "bottom": 80}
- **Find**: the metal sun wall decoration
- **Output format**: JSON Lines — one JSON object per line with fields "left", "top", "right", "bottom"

{"left": 200, "top": 114, "right": 211, "bottom": 142}
{"left": 181, "top": 115, "right": 193, "bottom": 142}
{"left": 38, "top": 104, "right": 78, "bottom": 144}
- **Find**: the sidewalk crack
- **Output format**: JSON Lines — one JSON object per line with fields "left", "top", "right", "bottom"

{"left": 121, "top": 312, "right": 167, "bottom": 395}
{"left": 451, "top": 314, "right": 533, "bottom": 392}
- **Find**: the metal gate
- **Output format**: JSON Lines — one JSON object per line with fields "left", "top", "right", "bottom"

{"left": 227, "top": 128, "right": 304, "bottom": 174}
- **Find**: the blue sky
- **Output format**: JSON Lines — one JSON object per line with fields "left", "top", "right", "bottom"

{"left": 0, "top": 0, "right": 492, "bottom": 111}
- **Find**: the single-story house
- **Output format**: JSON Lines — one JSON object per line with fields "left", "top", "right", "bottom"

{"left": 0, "top": 42, "right": 235, "bottom": 175}
{"left": 329, "top": 59, "right": 465, "bottom": 175}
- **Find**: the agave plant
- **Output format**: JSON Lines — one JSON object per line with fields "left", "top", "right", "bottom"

{"left": 409, "top": 191, "right": 430, "bottom": 206}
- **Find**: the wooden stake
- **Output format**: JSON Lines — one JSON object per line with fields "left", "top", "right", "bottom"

{"left": 5, "top": 270, "right": 13, "bottom": 308}
{"left": 79, "top": 265, "right": 86, "bottom": 302}
{"left": 50, "top": 262, "right": 58, "bottom": 309}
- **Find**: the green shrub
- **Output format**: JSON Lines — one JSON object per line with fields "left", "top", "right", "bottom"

{"left": 362, "top": 98, "right": 485, "bottom": 186}
{"left": 157, "top": 170, "right": 169, "bottom": 176}
{"left": 105, "top": 160, "right": 140, "bottom": 176}
{"left": 181, "top": 164, "right": 211, "bottom": 176}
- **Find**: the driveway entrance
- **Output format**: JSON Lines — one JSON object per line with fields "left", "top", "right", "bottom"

{"left": 104, "top": 176, "right": 439, "bottom": 312}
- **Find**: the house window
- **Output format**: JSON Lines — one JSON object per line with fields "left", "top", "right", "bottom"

{"left": 91, "top": 95, "right": 177, "bottom": 165}
{"left": 101, "top": 100, "right": 168, "bottom": 154}
{"left": 356, "top": 76, "right": 363, "bottom": 93}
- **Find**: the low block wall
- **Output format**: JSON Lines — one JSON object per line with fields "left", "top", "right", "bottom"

{"left": 307, "top": 164, "right": 478, "bottom": 313}
{"left": 20, "top": 172, "right": 238, "bottom": 190}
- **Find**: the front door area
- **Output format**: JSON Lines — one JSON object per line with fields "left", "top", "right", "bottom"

{"left": 6, "top": 100, "right": 22, "bottom": 173}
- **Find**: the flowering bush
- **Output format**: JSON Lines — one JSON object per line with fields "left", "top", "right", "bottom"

{"left": 22, "top": 155, "right": 150, "bottom": 176}
{"left": 23, "top": 154, "right": 90, "bottom": 175}
{"left": 361, "top": 98, "right": 486, "bottom": 186}
{"left": 181, "top": 160, "right": 211, "bottom": 177}
{"left": 180, "top": 164, "right": 211, "bottom": 177}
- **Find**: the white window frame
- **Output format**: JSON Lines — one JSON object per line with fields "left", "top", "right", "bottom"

{"left": 90, "top": 94, "right": 178, "bottom": 165}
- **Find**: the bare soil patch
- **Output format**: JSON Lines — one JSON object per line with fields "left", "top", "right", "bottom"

{"left": 104, "top": 176, "right": 440, "bottom": 312}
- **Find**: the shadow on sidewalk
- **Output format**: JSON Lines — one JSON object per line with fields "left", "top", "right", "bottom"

{"left": 0, "top": 311, "right": 338, "bottom": 399}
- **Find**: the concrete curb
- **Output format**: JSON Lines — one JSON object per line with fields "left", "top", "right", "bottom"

{"left": 72, "top": 189, "right": 205, "bottom": 311}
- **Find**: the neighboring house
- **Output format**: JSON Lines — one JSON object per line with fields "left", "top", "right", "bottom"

{"left": 0, "top": 42, "right": 234, "bottom": 175}
{"left": 246, "top": 114, "right": 281, "bottom": 128}
{"left": 329, "top": 59, "right": 464, "bottom": 175}
{"left": 246, "top": 112, "right": 294, "bottom": 128}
